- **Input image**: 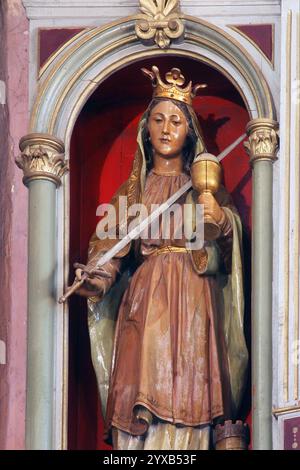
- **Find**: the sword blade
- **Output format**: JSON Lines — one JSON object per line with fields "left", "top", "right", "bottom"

{"left": 96, "top": 133, "right": 246, "bottom": 267}
{"left": 96, "top": 180, "right": 192, "bottom": 267}
{"left": 218, "top": 133, "right": 246, "bottom": 162}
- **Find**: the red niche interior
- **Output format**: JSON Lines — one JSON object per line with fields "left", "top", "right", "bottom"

{"left": 69, "top": 56, "right": 252, "bottom": 450}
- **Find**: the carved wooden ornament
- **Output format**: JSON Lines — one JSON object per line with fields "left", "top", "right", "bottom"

{"left": 136, "top": 0, "right": 184, "bottom": 49}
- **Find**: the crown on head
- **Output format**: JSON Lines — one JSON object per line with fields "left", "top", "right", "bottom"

{"left": 142, "top": 66, "right": 207, "bottom": 106}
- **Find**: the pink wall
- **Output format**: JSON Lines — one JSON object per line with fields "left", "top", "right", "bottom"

{"left": 0, "top": 0, "right": 29, "bottom": 450}
{"left": 0, "top": 0, "right": 12, "bottom": 450}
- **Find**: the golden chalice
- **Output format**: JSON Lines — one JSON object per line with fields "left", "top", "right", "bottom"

{"left": 191, "top": 153, "right": 222, "bottom": 241}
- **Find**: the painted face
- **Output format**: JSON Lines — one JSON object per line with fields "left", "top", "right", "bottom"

{"left": 147, "top": 100, "right": 189, "bottom": 158}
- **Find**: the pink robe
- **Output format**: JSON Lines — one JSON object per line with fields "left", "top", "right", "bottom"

{"left": 104, "top": 171, "right": 233, "bottom": 437}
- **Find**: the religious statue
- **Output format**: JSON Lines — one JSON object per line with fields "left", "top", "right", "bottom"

{"left": 71, "top": 66, "right": 248, "bottom": 450}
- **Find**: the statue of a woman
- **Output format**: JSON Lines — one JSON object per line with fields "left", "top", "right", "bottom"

{"left": 74, "top": 66, "right": 248, "bottom": 450}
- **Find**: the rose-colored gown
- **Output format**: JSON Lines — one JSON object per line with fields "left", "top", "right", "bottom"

{"left": 104, "top": 170, "right": 232, "bottom": 444}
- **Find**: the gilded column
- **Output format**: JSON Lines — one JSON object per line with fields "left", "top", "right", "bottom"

{"left": 244, "top": 119, "right": 279, "bottom": 450}
{"left": 16, "top": 133, "right": 68, "bottom": 450}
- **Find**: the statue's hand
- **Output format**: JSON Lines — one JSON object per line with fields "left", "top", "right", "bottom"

{"left": 74, "top": 264, "right": 110, "bottom": 298}
{"left": 198, "top": 192, "right": 224, "bottom": 224}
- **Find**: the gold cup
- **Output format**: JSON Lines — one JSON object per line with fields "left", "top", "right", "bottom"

{"left": 191, "top": 153, "right": 222, "bottom": 241}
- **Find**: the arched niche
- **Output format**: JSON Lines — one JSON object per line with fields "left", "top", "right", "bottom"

{"left": 25, "top": 14, "right": 276, "bottom": 450}
{"left": 68, "top": 56, "right": 252, "bottom": 449}
{"left": 30, "top": 15, "right": 275, "bottom": 148}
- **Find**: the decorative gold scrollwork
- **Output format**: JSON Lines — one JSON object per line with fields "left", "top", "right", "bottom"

{"left": 16, "top": 133, "right": 68, "bottom": 187}
{"left": 135, "top": 0, "right": 184, "bottom": 49}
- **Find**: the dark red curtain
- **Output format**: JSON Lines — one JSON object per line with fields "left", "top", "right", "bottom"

{"left": 68, "top": 57, "right": 252, "bottom": 450}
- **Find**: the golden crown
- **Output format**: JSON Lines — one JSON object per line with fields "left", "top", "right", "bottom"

{"left": 142, "top": 65, "right": 207, "bottom": 106}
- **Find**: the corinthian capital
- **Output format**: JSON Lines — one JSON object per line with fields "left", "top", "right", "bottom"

{"left": 16, "top": 133, "right": 68, "bottom": 187}
{"left": 136, "top": 0, "right": 184, "bottom": 49}
{"left": 244, "top": 118, "right": 279, "bottom": 164}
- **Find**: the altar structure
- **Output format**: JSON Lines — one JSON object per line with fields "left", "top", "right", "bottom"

{"left": 0, "top": 0, "right": 300, "bottom": 450}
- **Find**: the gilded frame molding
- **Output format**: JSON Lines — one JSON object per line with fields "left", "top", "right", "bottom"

{"left": 30, "top": 15, "right": 276, "bottom": 139}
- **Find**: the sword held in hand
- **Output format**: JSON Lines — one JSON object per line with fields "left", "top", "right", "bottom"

{"left": 58, "top": 263, "right": 112, "bottom": 304}
{"left": 58, "top": 134, "right": 246, "bottom": 304}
